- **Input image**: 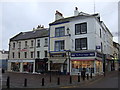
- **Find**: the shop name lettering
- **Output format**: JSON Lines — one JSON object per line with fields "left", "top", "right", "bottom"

{"left": 71, "top": 52, "right": 95, "bottom": 57}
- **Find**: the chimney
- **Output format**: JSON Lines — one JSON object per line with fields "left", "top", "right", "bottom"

{"left": 55, "top": 10, "right": 64, "bottom": 20}
{"left": 74, "top": 7, "right": 79, "bottom": 16}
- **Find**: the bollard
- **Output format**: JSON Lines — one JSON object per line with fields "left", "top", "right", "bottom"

{"left": 90, "top": 73, "right": 92, "bottom": 79}
{"left": 70, "top": 76, "right": 72, "bottom": 84}
{"left": 24, "top": 78, "right": 27, "bottom": 87}
{"left": 87, "top": 74, "right": 89, "bottom": 80}
{"left": 42, "top": 78, "right": 44, "bottom": 86}
{"left": 78, "top": 73, "right": 80, "bottom": 82}
{"left": 6, "top": 76, "right": 10, "bottom": 88}
{"left": 50, "top": 74, "right": 51, "bottom": 82}
{"left": 57, "top": 77, "right": 60, "bottom": 85}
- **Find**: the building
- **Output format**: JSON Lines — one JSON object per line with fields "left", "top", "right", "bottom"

{"left": 0, "top": 50, "right": 9, "bottom": 71}
{"left": 48, "top": 7, "right": 114, "bottom": 75}
{"left": 113, "top": 41, "right": 120, "bottom": 70}
{"left": 8, "top": 26, "right": 49, "bottom": 73}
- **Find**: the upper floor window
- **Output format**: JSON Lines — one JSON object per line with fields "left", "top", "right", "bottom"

{"left": 37, "top": 51, "right": 40, "bottom": 58}
{"left": 12, "top": 52, "right": 15, "bottom": 58}
{"left": 100, "top": 29, "right": 102, "bottom": 38}
{"left": 75, "top": 22, "right": 87, "bottom": 35}
{"left": 75, "top": 38, "right": 87, "bottom": 50}
{"left": 37, "top": 39, "right": 40, "bottom": 47}
{"left": 13, "top": 42, "right": 15, "bottom": 48}
{"left": 55, "top": 26, "right": 65, "bottom": 37}
{"left": 25, "top": 41, "right": 27, "bottom": 47}
{"left": 18, "top": 52, "right": 20, "bottom": 58}
{"left": 18, "top": 42, "right": 21, "bottom": 48}
{"left": 55, "top": 40, "right": 64, "bottom": 51}
{"left": 44, "top": 51, "right": 47, "bottom": 57}
{"left": 31, "top": 40, "right": 34, "bottom": 47}
{"left": 31, "top": 52, "right": 34, "bottom": 58}
{"left": 24, "top": 52, "right": 27, "bottom": 58}
{"left": 44, "top": 38, "right": 48, "bottom": 46}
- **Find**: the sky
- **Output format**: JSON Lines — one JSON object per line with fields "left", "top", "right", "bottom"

{"left": 0, "top": 0, "right": 119, "bottom": 51}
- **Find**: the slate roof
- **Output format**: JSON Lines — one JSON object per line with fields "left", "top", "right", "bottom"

{"left": 49, "top": 12, "right": 99, "bottom": 26}
{"left": 10, "top": 28, "right": 49, "bottom": 41}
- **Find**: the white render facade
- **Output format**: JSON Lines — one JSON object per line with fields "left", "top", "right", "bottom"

{"left": 48, "top": 8, "right": 114, "bottom": 75}
{"left": 8, "top": 27, "right": 49, "bottom": 73}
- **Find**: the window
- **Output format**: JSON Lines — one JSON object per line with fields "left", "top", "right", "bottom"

{"left": 44, "top": 51, "right": 47, "bottom": 57}
{"left": 55, "top": 40, "right": 64, "bottom": 51}
{"left": 55, "top": 27, "right": 65, "bottom": 37}
{"left": 37, "top": 51, "right": 40, "bottom": 58}
{"left": 25, "top": 41, "right": 27, "bottom": 47}
{"left": 13, "top": 42, "right": 15, "bottom": 48}
{"left": 101, "top": 42, "right": 103, "bottom": 52}
{"left": 75, "top": 22, "right": 87, "bottom": 35}
{"left": 18, "top": 42, "right": 21, "bottom": 48}
{"left": 31, "top": 40, "right": 33, "bottom": 47}
{"left": 31, "top": 52, "right": 34, "bottom": 58}
{"left": 100, "top": 29, "right": 102, "bottom": 38}
{"left": 44, "top": 38, "right": 48, "bottom": 46}
{"left": 75, "top": 38, "right": 87, "bottom": 50}
{"left": 24, "top": 52, "right": 27, "bottom": 58}
{"left": 18, "top": 52, "right": 20, "bottom": 58}
{"left": 12, "top": 52, "right": 14, "bottom": 58}
{"left": 37, "top": 40, "right": 40, "bottom": 47}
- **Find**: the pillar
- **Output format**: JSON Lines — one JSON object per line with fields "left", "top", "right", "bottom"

{"left": 7, "top": 61, "right": 11, "bottom": 71}
{"left": 94, "top": 61, "right": 96, "bottom": 75}
{"left": 20, "top": 62, "right": 23, "bottom": 72}
{"left": 33, "top": 61, "right": 35, "bottom": 73}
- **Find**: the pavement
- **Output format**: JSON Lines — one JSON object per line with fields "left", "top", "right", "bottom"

{"left": 1, "top": 71, "right": 119, "bottom": 89}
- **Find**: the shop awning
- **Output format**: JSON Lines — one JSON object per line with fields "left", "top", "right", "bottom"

{"left": 47, "top": 59, "right": 66, "bottom": 63}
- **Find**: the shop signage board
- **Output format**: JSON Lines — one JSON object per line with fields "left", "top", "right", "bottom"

{"left": 71, "top": 52, "right": 95, "bottom": 57}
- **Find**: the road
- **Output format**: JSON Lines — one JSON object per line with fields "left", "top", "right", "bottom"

{"left": 76, "top": 71, "right": 119, "bottom": 88}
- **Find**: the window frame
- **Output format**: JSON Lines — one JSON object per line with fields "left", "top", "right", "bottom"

{"left": 75, "top": 38, "right": 87, "bottom": 51}
{"left": 55, "top": 26, "right": 65, "bottom": 37}
{"left": 55, "top": 40, "right": 65, "bottom": 51}
{"left": 75, "top": 22, "right": 87, "bottom": 35}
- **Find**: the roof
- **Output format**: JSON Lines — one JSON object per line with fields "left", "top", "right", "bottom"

{"left": 49, "top": 12, "right": 99, "bottom": 26}
{"left": 10, "top": 28, "right": 49, "bottom": 41}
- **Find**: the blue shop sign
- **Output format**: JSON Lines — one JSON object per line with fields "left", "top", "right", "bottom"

{"left": 71, "top": 52, "right": 95, "bottom": 57}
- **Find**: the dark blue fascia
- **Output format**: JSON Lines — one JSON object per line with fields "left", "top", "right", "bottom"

{"left": 49, "top": 21, "right": 70, "bottom": 26}
{"left": 50, "top": 35, "right": 70, "bottom": 38}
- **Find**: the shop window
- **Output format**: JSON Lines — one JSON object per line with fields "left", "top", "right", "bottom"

{"left": 11, "top": 62, "right": 20, "bottom": 72}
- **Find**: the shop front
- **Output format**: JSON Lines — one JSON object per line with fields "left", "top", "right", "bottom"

{"left": 70, "top": 51, "right": 103, "bottom": 75}
{"left": 48, "top": 52, "right": 67, "bottom": 74}
{"left": 8, "top": 60, "right": 35, "bottom": 73}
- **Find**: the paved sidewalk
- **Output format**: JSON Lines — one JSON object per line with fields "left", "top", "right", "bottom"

{"left": 2, "top": 71, "right": 104, "bottom": 88}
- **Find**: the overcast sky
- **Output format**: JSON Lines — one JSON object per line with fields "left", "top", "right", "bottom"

{"left": 0, "top": 0, "right": 119, "bottom": 51}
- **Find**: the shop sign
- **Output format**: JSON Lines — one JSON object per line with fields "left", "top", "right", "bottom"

{"left": 50, "top": 53, "right": 66, "bottom": 57}
{"left": 71, "top": 52, "right": 95, "bottom": 57}
{"left": 96, "top": 52, "right": 103, "bottom": 58}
